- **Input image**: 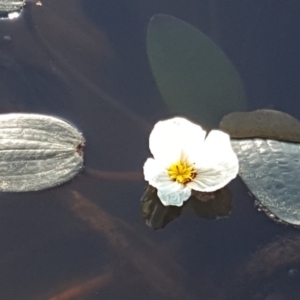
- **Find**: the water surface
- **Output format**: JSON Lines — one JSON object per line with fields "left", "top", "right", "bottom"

{"left": 0, "top": 1, "right": 300, "bottom": 299}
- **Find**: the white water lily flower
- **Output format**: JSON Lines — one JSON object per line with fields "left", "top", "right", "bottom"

{"left": 143, "top": 117, "right": 239, "bottom": 206}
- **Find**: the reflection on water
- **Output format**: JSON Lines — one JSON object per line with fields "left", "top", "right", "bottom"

{"left": 47, "top": 273, "right": 112, "bottom": 300}
{"left": 0, "top": 0, "right": 300, "bottom": 299}
{"left": 64, "top": 190, "right": 189, "bottom": 300}
{"left": 141, "top": 186, "right": 232, "bottom": 229}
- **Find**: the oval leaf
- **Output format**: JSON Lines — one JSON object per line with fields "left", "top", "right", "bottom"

{"left": 220, "top": 109, "right": 300, "bottom": 142}
{"left": 0, "top": 113, "right": 84, "bottom": 192}
{"left": 232, "top": 139, "right": 300, "bottom": 225}
{"left": 147, "top": 14, "right": 246, "bottom": 128}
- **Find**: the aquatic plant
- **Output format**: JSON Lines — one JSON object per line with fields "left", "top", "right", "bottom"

{"left": 0, "top": 113, "right": 84, "bottom": 192}
{"left": 143, "top": 117, "right": 238, "bottom": 206}
{"left": 145, "top": 14, "right": 300, "bottom": 227}
{"left": 147, "top": 14, "right": 246, "bottom": 128}
{"left": 221, "top": 109, "right": 300, "bottom": 226}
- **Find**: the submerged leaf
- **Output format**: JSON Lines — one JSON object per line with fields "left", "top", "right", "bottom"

{"left": 0, "top": 113, "right": 84, "bottom": 192}
{"left": 220, "top": 109, "right": 300, "bottom": 142}
{"left": 231, "top": 139, "right": 300, "bottom": 225}
{"left": 140, "top": 186, "right": 182, "bottom": 230}
{"left": 189, "top": 188, "right": 232, "bottom": 219}
{"left": 147, "top": 14, "right": 246, "bottom": 128}
{"left": 140, "top": 186, "right": 232, "bottom": 229}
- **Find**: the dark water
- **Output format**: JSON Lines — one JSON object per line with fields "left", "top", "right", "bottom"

{"left": 0, "top": 1, "right": 300, "bottom": 299}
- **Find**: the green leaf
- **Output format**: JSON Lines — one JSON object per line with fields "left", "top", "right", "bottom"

{"left": 232, "top": 139, "right": 300, "bottom": 225}
{"left": 140, "top": 186, "right": 182, "bottom": 230}
{"left": 147, "top": 14, "right": 246, "bottom": 128}
{"left": 140, "top": 186, "right": 232, "bottom": 229}
{"left": 220, "top": 109, "right": 300, "bottom": 142}
{"left": 0, "top": 113, "right": 84, "bottom": 192}
{"left": 222, "top": 109, "right": 300, "bottom": 225}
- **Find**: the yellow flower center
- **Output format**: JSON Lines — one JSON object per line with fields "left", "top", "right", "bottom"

{"left": 168, "top": 161, "right": 196, "bottom": 184}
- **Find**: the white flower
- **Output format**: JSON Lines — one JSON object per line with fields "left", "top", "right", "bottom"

{"left": 143, "top": 117, "right": 239, "bottom": 206}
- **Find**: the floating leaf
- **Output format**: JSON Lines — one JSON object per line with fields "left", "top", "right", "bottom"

{"left": 221, "top": 109, "right": 300, "bottom": 225}
{"left": 147, "top": 14, "right": 246, "bottom": 128}
{"left": 231, "top": 139, "right": 300, "bottom": 225}
{"left": 220, "top": 109, "right": 300, "bottom": 142}
{"left": 0, "top": 113, "right": 84, "bottom": 192}
{"left": 0, "top": 0, "right": 23, "bottom": 18}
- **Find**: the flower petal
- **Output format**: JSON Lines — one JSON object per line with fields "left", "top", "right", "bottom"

{"left": 143, "top": 158, "right": 159, "bottom": 182}
{"left": 188, "top": 130, "right": 239, "bottom": 192}
{"left": 155, "top": 177, "right": 183, "bottom": 193}
{"left": 144, "top": 158, "right": 183, "bottom": 192}
{"left": 157, "top": 187, "right": 191, "bottom": 206}
{"left": 149, "top": 117, "right": 206, "bottom": 166}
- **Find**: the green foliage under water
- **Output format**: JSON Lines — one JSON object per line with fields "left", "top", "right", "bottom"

{"left": 147, "top": 14, "right": 246, "bottom": 128}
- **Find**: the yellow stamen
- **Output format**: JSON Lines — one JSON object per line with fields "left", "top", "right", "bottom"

{"left": 168, "top": 161, "right": 196, "bottom": 184}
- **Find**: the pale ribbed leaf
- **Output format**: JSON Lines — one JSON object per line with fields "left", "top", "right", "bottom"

{"left": 0, "top": 114, "right": 84, "bottom": 192}
{"left": 232, "top": 139, "right": 300, "bottom": 225}
{"left": 0, "top": 0, "right": 23, "bottom": 17}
